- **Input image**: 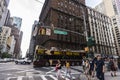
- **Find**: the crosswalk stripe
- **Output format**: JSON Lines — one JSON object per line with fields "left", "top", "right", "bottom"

{"left": 49, "top": 75, "right": 58, "bottom": 80}
{"left": 29, "top": 76, "right": 34, "bottom": 80}
{"left": 17, "top": 76, "right": 23, "bottom": 80}
{"left": 61, "top": 75, "right": 69, "bottom": 80}
{"left": 40, "top": 75, "right": 48, "bottom": 80}
{"left": 6, "top": 77, "right": 17, "bottom": 80}
{"left": 6, "top": 70, "right": 79, "bottom": 80}
{"left": 6, "top": 75, "right": 77, "bottom": 80}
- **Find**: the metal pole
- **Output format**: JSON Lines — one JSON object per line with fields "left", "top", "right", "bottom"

{"left": 81, "top": 6, "right": 88, "bottom": 41}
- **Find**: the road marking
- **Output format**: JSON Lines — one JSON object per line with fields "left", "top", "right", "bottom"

{"left": 17, "top": 76, "right": 24, "bottom": 80}
{"left": 0, "top": 68, "right": 16, "bottom": 71}
{"left": 6, "top": 77, "right": 17, "bottom": 80}
{"left": 46, "top": 69, "right": 55, "bottom": 74}
{"left": 40, "top": 75, "right": 47, "bottom": 80}
{"left": 15, "top": 69, "right": 34, "bottom": 73}
{"left": 61, "top": 75, "right": 69, "bottom": 80}
{"left": 29, "top": 76, "right": 34, "bottom": 80}
{"left": 49, "top": 75, "right": 58, "bottom": 80}
{"left": 42, "top": 67, "right": 51, "bottom": 69}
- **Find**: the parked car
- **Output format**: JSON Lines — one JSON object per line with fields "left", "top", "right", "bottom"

{"left": 3, "top": 58, "right": 13, "bottom": 62}
{"left": 0, "top": 59, "right": 5, "bottom": 63}
{"left": 15, "top": 58, "right": 31, "bottom": 64}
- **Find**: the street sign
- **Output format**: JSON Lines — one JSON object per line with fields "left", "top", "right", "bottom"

{"left": 87, "top": 36, "right": 95, "bottom": 47}
{"left": 54, "top": 29, "right": 68, "bottom": 35}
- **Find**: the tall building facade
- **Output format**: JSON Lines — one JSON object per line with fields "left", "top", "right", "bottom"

{"left": 0, "top": 0, "right": 9, "bottom": 27}
{"left": 29, "top": 20, "right": 38, "bottom": 59}
{"left": 4, "top": 9, "right": 10, "bottom": 26}
{"left": 19, "top": 31, "right": 23, "bottom": 48}
{"left": 87, "top": 7, "right": 116, "bottom": 55}
{"left": 7, "top": 35, "right": 16, "bottom": 55}
{"left": 37, "top": 0, "right": 89, "bottom": 50}
{"left": 95, "top": 0, "right": 120, "bottom": 55}
{"left": 10, "top": 17, "right": 22, "bottom": 30}
{"left": 95, "top": 0, "right": 120, "bottom": 17}
{"left": 112, "top": 15, "right": 120, "bottom": 55}
{"left": 112, "top": 0, "right": 120, "bottom": 15}
{"left": 6, "top": 16, "right": 23, "bottom": 58}
{"left": 0, "top": 26, "right": 11, "bottom": 52}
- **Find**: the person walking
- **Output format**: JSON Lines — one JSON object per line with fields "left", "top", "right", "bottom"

{"left": 113, "top": 59, "right": 118, "bottom": 76}
{"left": 84, "top": 59, "right": 90, "bottom": 80}
{"left": 65, "top": 61, "right": 72, "bottom": 79}
{"left": 82, "top": 59, "right": 85, "bottom": 72}
{"left": 90, "top": 57, "right": 97, "bottom": 78}
{"left": 109, "top": 58, "right": 118, "bottom": 77}
{"left": 95, "top": 55, "right": 105, "bottom": 80}
{"left": 56, "top": 60, "right": 62, "bottom": 79}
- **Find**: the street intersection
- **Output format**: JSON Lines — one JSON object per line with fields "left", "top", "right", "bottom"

{"left": 0, "top": 62, "right": 120, "bottom": 80}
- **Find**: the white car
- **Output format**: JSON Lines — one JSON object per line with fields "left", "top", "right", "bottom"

{"left": 15, "top": 58, "right": 31, "bottom": 64}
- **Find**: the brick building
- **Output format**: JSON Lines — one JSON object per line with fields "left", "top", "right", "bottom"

{"left": 36, "top": 0, "right": 89, "bottom": 50}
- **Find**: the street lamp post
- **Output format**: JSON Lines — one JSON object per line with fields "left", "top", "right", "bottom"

{"left": 80, "top": 6, "right": 95, "bottom": 58}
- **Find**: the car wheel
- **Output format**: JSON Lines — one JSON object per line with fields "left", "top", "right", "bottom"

{"left": 23, "top": 61, "right": 26, "bottom": 64}
{"left": 27, "top": 62, "right": 31, "bottom": 64}
{"left": 15, "top": 61, "right": 18, "bottom": 64}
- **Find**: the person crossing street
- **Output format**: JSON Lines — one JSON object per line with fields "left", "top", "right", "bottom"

{"left": 56, "top": 60, "right": 62, "bottom": 80}
{"left": 65, "top": 61, "right": 72, "bottom": 79}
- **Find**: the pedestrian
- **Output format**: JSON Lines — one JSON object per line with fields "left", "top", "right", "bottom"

{"left": 113, "top": 59, "right": 118, "bottom": 76}
{"left": 65, "top": 61, "right": 72, "bottom": 79}
{"left": 89, "top": 57, "right": 97, "bottom": 78}
{"left": 109, "top": 58, "right": 118, "bottom": 77}
{"left": 84, "top": 59, "right": 90, "bottom": 80}
{"left": 95, "top": 55, "right": 105, "bottom": 80}
{"left": 82, "top": 59, "right": 85, "bottom": 72}
{"left": 56, "top": 60, "right": 62, "bottom": 79}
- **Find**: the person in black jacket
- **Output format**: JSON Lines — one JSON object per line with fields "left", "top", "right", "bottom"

{"left": 90, "top": 57, "right": 97, "bottom": 78}
{"left": 95, "top": 55, "right": 105, "bottom": 80}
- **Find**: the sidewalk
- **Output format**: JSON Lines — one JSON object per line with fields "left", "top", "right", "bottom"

{"left": 71, "top": 66, "right": 120, "bottom": 80}
{"left": 104, "top": 71, "right": 120, "bottom": 80}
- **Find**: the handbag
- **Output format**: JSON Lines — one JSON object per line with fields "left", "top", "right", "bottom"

{"left": 55, "top": 66, "right": 58, "bottom": 71}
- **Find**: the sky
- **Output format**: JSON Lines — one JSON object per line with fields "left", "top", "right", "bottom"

{"left": 8, "top": 0, "right": 102, "bottom": 57}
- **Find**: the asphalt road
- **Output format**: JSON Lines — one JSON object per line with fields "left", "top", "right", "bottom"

{"left": 1, "top": 62, "right": 120, "bottom": 80}
{"left": 0, "top": 62, "right": 82, "bottom": 80}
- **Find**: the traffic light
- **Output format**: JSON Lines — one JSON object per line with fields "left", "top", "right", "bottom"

{"left": 38, "top": 27, "right": 46, "bottom": 35}
{"left": 87, "top": 36, "right": 95, "bottom": 47}
{"left": 84, "top": 47, "right": 89, "bottom": 52}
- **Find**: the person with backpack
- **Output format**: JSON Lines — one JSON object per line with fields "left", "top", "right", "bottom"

{"left": 109, "top": 58, "right": 118, "bottom": 77}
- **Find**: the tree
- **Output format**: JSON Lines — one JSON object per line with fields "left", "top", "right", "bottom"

{"left": 1, "top": 52, "right": 12, "bottom": 58}
{"left": 0, "top": 44, "right": 3, "bottom": 58}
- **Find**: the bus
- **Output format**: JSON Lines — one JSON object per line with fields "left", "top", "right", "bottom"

{"left": 33, "top": 47, "right": 86, "bottom": 67}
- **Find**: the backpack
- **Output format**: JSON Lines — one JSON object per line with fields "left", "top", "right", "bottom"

{"left": 109, "top": 61, "right": 114, "bottom": 66}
